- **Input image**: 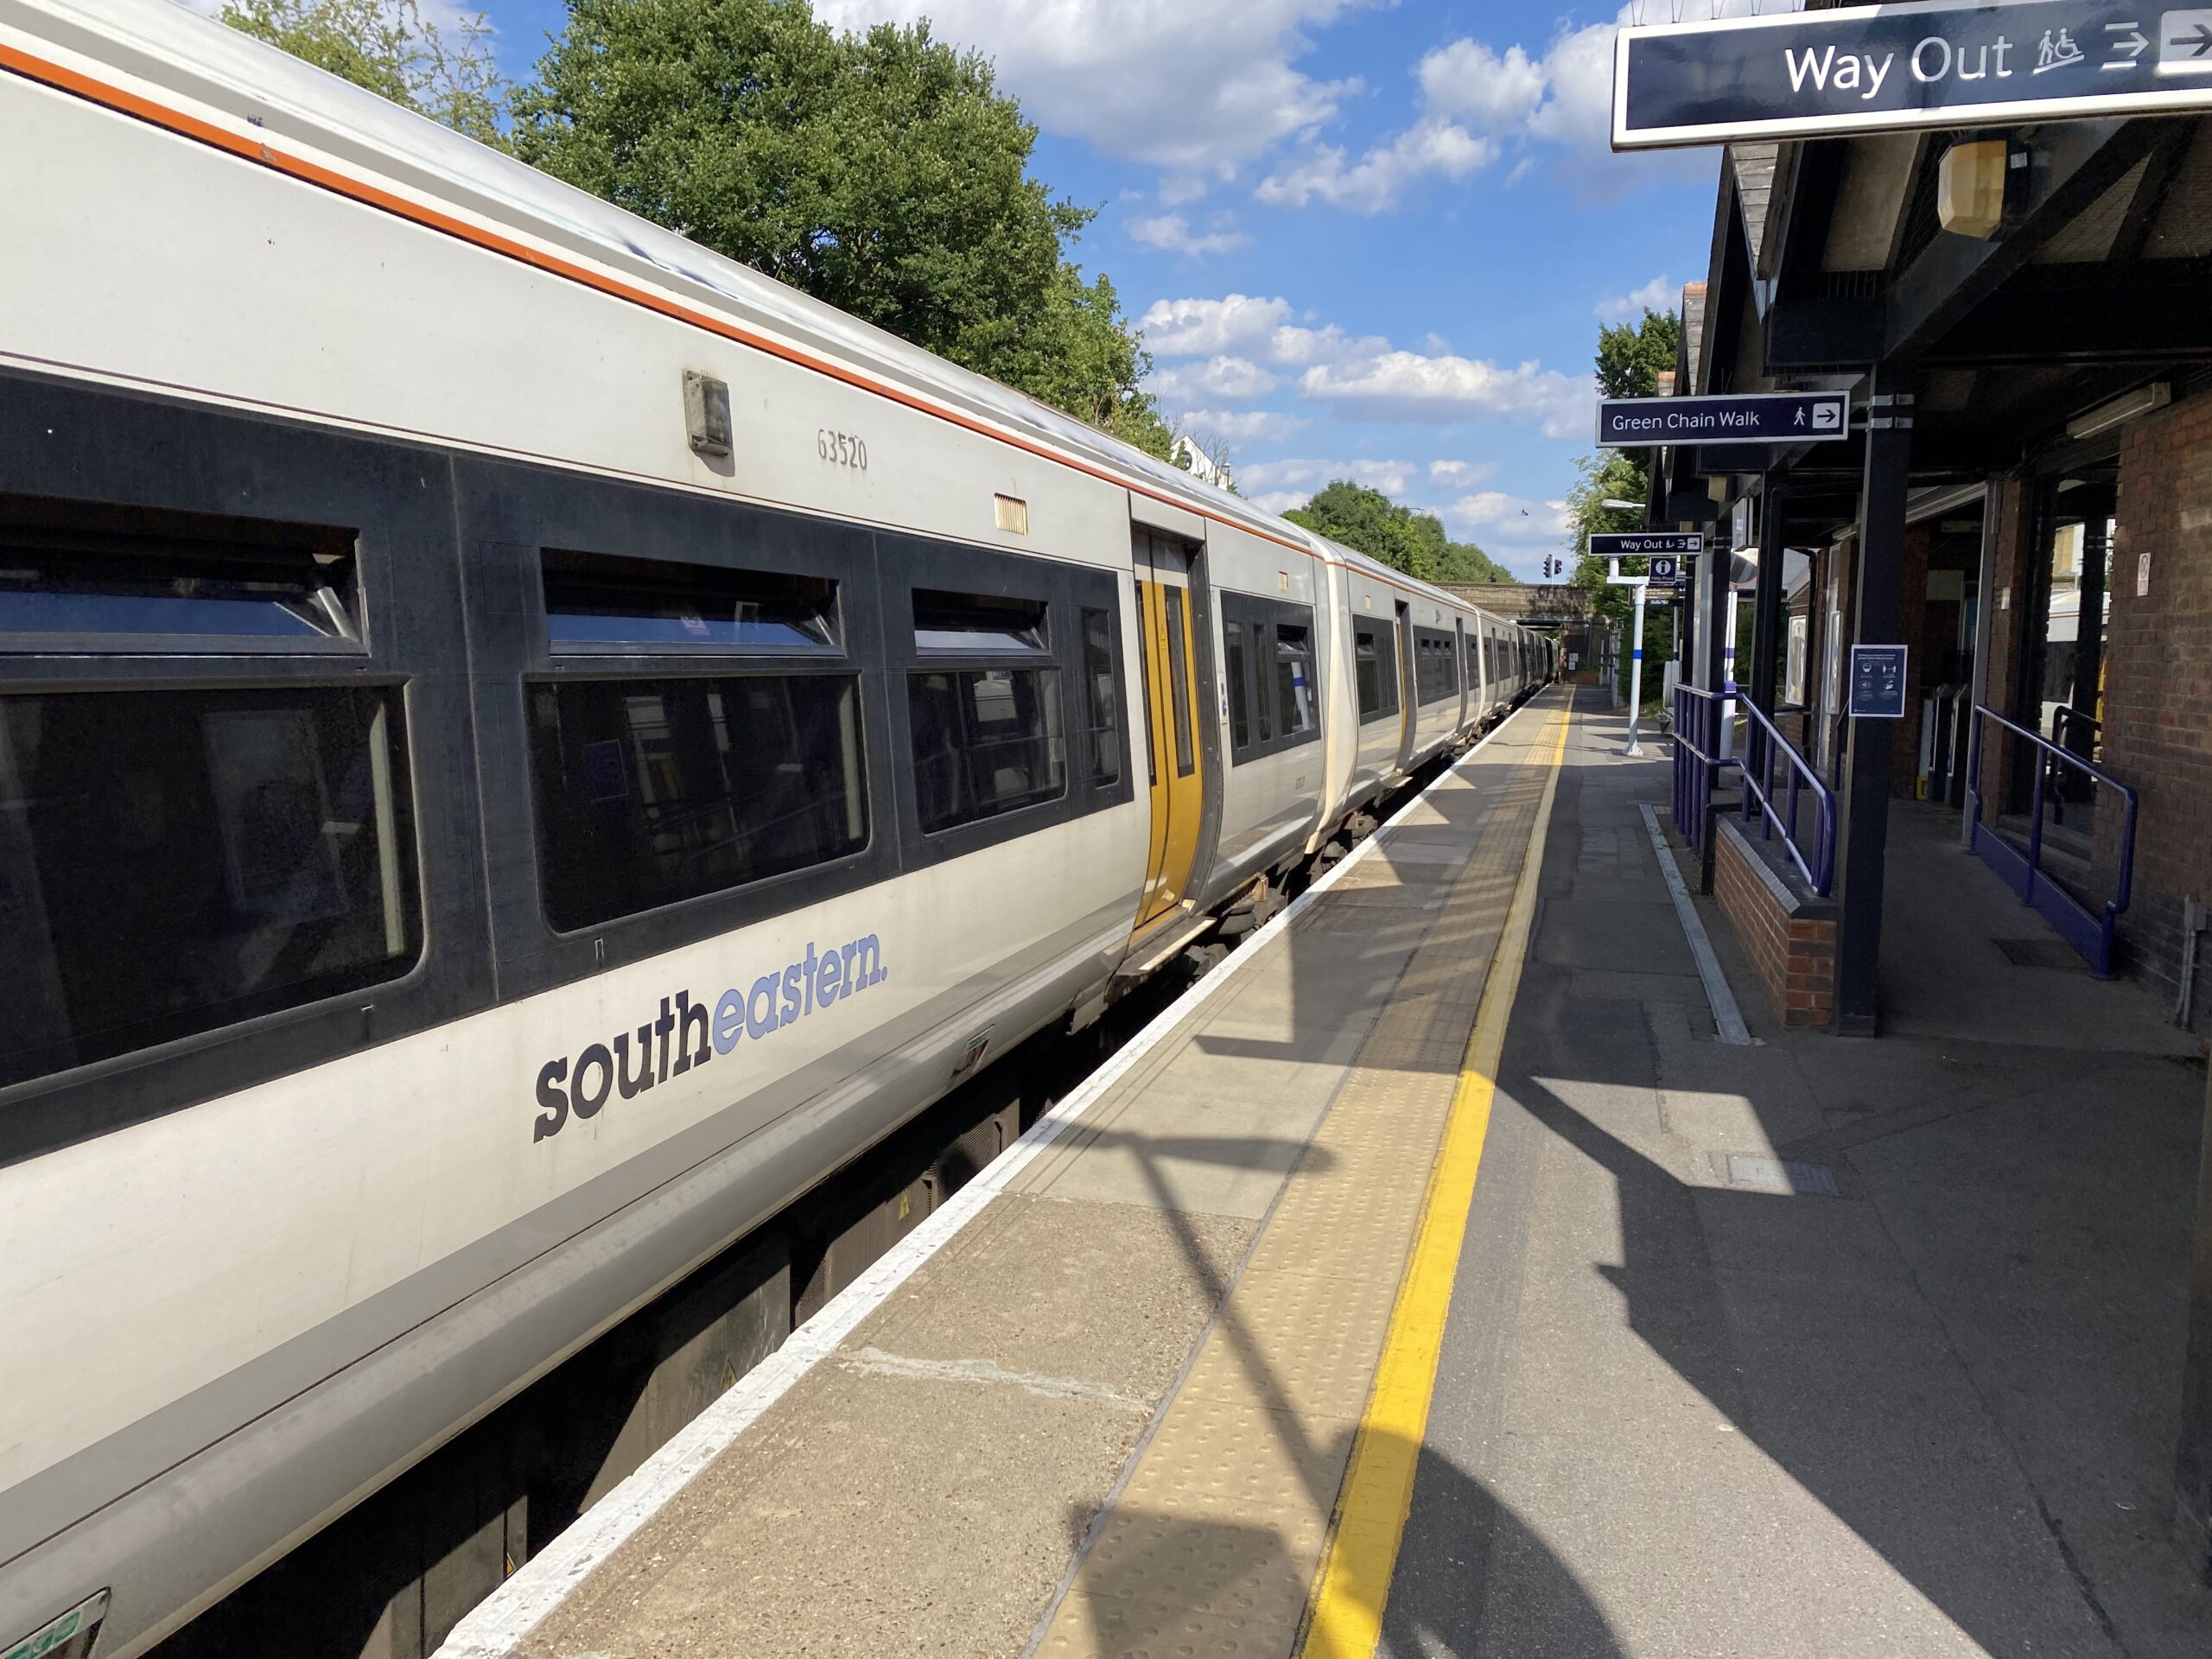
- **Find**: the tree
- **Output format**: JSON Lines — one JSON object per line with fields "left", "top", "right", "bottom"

{"left": 1595, "top": 307, "right": 1681, "bottom": 402}
{"left": 1567, "top": 306, "right": 1684, "bottom": 704}
{"left": 220, "top": 0, "right": 505, "bottom": 144}
{"left": 510, "top": 0, "right": 1173, "bottom": 457}
{"left": 1282, "top": 481, "right": 1509, "bottom": 584}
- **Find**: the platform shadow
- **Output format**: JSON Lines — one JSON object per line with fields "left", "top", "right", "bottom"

{"left": 1060, "top": 1433, "right": 1624, "bottom": 1659}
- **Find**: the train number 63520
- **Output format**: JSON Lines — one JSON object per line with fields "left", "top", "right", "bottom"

{"left": 817, "top": 429, "right": 868, "bottom": 470}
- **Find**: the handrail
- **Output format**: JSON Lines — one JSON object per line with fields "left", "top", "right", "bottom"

{"left": 1962, "top": 702, "right": 2139, "bottom": 976}
{"left": 2045, "top": 702, "right": 2101, "bottom": 826}
{"left": 2048, "top": 702, "right": 2101, "bottom": 744}
{"left": 1670, "top": 682, "right": 1738, "bottom": 869}
{"left": 1737, "top": 696, "right": 1838, "bottom": 895}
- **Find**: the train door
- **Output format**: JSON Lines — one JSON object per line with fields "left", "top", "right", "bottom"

{"left": 1455, "top": 618, "right": 1470, "bottom": 728}
{"left": 1133, "top": 531, "right": 1205, "bottom": 928}
{"left": 1394, "top": 599, "right": 1416, "bottom": 769}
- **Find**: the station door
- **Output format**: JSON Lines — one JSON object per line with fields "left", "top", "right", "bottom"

{"left": 1134, "top": 533, "right": 1204, "bottom": 928}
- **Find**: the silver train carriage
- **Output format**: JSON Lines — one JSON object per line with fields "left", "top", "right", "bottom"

{"left": 0, "top": 2, "right": 1555, "bottom": 1652}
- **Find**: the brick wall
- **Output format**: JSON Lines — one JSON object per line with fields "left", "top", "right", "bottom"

{"left": 1713, "top": 817, "right": 1838, "bottom": 1027}
{"left": 2098, "top": 392, "right": 2212, "bottom": 1027}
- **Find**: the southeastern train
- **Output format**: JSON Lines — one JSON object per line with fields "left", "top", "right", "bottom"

{"left": 0, "top": 3, "right": 1554, "bottom": 1653}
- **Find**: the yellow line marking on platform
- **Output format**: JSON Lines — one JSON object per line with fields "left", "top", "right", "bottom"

{"left": 1294, "top": 691, "right": 1573, "bottom": 1659}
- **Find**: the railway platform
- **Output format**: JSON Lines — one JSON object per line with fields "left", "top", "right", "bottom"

{"left": 441, "top": 687, "right": 2212, "bottom": 1659}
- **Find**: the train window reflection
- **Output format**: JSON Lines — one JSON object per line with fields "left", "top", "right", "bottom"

{"left": 913, "top": 589, "right": 1048, "bottom": 654}
{"left": 1224, "top": 619, "right": 1251, "bottom": 749}
{"left": 529, "top": 673, "right": 867, "bottom": 930}
{"left": 1274, "top": 621, "right": 1316, "bottom": 734}
{"left": 1353, "top": 622, "right": 1398, "bottom": 721}
{"left": 541, "top": 549, "right": 838, "bottom": 652}
{"left": 0, "top": 498, "right": 358, "bottom": 646}
{"left": 1081, "top": 607, "right": 1122, "bottom": 786}
{"left": 908, "top": 667, "right": 1065, "bottom": 832}
{"left": 0, "top": 685, "right": 419, "bottom": 1087}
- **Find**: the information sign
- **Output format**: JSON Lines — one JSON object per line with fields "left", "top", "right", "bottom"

{"left": 1848, "top": 644, "right": 1910, "bottom": 719}
{"left": 1588, "top": 531, "right": 1704, "bottom": 560}
{"left": 1615, "top": 0, "right": 2212, "bottom": 150}
{"left": 1598, "top": 392, "right": 1848, "bottom": 448}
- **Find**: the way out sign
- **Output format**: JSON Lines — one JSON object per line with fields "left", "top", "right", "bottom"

{"left": 1613, "top": 0, "right": 2212, "bottom": 149}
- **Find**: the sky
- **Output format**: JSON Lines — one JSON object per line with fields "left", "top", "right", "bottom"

{"left": 324, "top": 1, "right": 1739, "bottom": 577}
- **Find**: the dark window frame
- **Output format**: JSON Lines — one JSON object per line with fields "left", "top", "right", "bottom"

{"left": 1351, "top": 618, "right": 1399, "bottom": 723}
{"left": 0, "top": 373, "right": 486, "bottom": 1164}
{"left": 1079, "top": 604, "right": 1126, "bottom": 789}
{"left": 458, "top": 461, "right": 899, "bottom": 997}
{"left": 879, "top": 532, "right": 1126, "bottom": 868}
{"left": 1414, "top": 626, "right": 1459, "bottom": 706}
{"left": 1220, "top": 590, "right": 1322, "bottom": 764}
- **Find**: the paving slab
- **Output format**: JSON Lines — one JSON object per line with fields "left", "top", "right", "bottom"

{"left": 495, "top": 696, "right": 1574, "bottom": 1659}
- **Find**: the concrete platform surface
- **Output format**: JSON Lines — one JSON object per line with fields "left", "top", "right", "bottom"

{"left": 443, "top": 693, "right": 2212, "bottom": 1659}
{"left": 447, "top": 696, "right": 1571, "bottom": 1659}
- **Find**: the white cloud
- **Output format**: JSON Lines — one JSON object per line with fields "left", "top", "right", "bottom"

{"left": 1255, "top": 116, "right": 1494, "bottom": 213}
{"left": 1174, "top": 409, "right": 1309, "bottom": 445}
{"left": 1137, "top": 294, "right": 1294, "bottom": 357}
{"left": 1435, "top": 492, "right": 1573, "bottom": 535}
{"left": 1414, "top": 10, "right": 1716, "bottom": 199}
{"left": 1128, "top": 213, "right": 1250, "bottom": 258}
{"left": 816, "top": 0, "right": 1370, "bottom": 175}
{"left": 1297, "top": 348, "right": 1594, "bottom": 439}
{"left": 1595, "top": 276, "right": 1678, "bottom": 325}
{"left": 1267, "top": 322, "right": 1389, "bottom": 366}
{"left": 1417, "top": 41, "right": 1545, "bottom": 130}
{"left": 1240, "top": 456, "right": 1425, "bottom": 502}
{"left": 1428, "top": 459, "right": 1500, "bottom": 487}
{"left": 1150, "top": 355, "right": 1281, "bottom": 405}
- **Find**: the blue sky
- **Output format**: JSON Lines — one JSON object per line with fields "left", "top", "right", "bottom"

{"left": 458, "top": 0, "right": 1723, "bottom": 576}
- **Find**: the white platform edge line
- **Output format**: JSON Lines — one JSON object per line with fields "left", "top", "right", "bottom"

{"left": 1638, "top": 803, "right": 1757, "bottom": 1047}
{"left": 434, "top": 693, "right": 1554, "bottom": 1659}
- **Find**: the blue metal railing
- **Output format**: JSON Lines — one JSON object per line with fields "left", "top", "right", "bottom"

{"left": 1738, "top": 696, "right": 1838, "bottom": 896}
{"left": 1670, "top": 683, "right": 1737, "bottom": 861}
{"left": 1963, "top": 702, "right": 2139, "bottom": 977}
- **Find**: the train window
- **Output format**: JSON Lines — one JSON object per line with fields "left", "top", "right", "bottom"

{"left": 0, "top": 684, "right": 420, "bottom": 1088}
{"left": 1220, "top": 594, "right": 1320, "bottom": 762}
{"left": 1274, "top": 620, "right": 1316, "bottom": 734}
{"left": 541, "top": 549, "right": 837, "bottom": 653}
{"left": 1164, "top": 588, "right": 1195, "bottom": 777}
{"left": 530, "top": 673, "right": 867, "bottom": 931}
{"left": 914, "top": 589, "right": 1049, "bottom": 654}
{"left": 1224, "top": 618, "right": 1251, "bottom": 748}
{"left": 1352, "top": 621, "right": 1398, "bottom": 721}
{"left": 0, "top": 499, "right": 359, "bottom": 648}
{"left": 908, "top": 667, "right": 1065, "bottom": 832}
{"left": 1414, "top": 628, "right": 1459, "bottom": 704}
{"left": 1081, "top": 607, "right": 1122, "bottom": 786}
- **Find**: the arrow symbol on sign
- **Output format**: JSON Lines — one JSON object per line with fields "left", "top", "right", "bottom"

{"left": 2177, "top": 22, "right": 2212, "bottom": 55}
{"left": 2103, "top": 22, "right": 2148, "bottom": 67}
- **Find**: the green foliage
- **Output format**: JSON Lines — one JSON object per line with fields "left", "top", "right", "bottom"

{"left": 1282, "top": 481, "right": 1509, "bottom": 585}
{"left": 1595, "top": 307, "right": 1681, "bottom": 401}
{"left": 1567, "top": 305, "right": 1690, "bottom": 628}
{"left": 510, "top": 0, "right": 1170, "bottom": 457}
{"left": 220, "top": 0, "right": 505, "bottom": 144}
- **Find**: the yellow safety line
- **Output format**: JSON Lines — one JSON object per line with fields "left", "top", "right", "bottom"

{"left": 1293, "top": 690, "right": 1573, "bottom": 1659}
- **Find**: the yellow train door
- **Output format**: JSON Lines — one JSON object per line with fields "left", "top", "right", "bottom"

{"left": 1134, "top": 534, "right": 1205, "bottom": 929}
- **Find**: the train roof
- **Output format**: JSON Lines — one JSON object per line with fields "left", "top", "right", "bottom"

{"left": 11, "top": 0, "right": 1535, "bottom": 630}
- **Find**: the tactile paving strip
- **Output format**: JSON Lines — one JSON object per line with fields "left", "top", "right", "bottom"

{"left": 1030, "top": 708, "right": 1566, "bottom": 1659}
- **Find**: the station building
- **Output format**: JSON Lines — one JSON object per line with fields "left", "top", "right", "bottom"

{"left": 1644, "top": 107, "right": 2212, "bottom": 1583}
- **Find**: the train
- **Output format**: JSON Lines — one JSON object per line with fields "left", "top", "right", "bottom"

{"left": 0, "top": 3, "right": 1554, "bottom": 1654}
